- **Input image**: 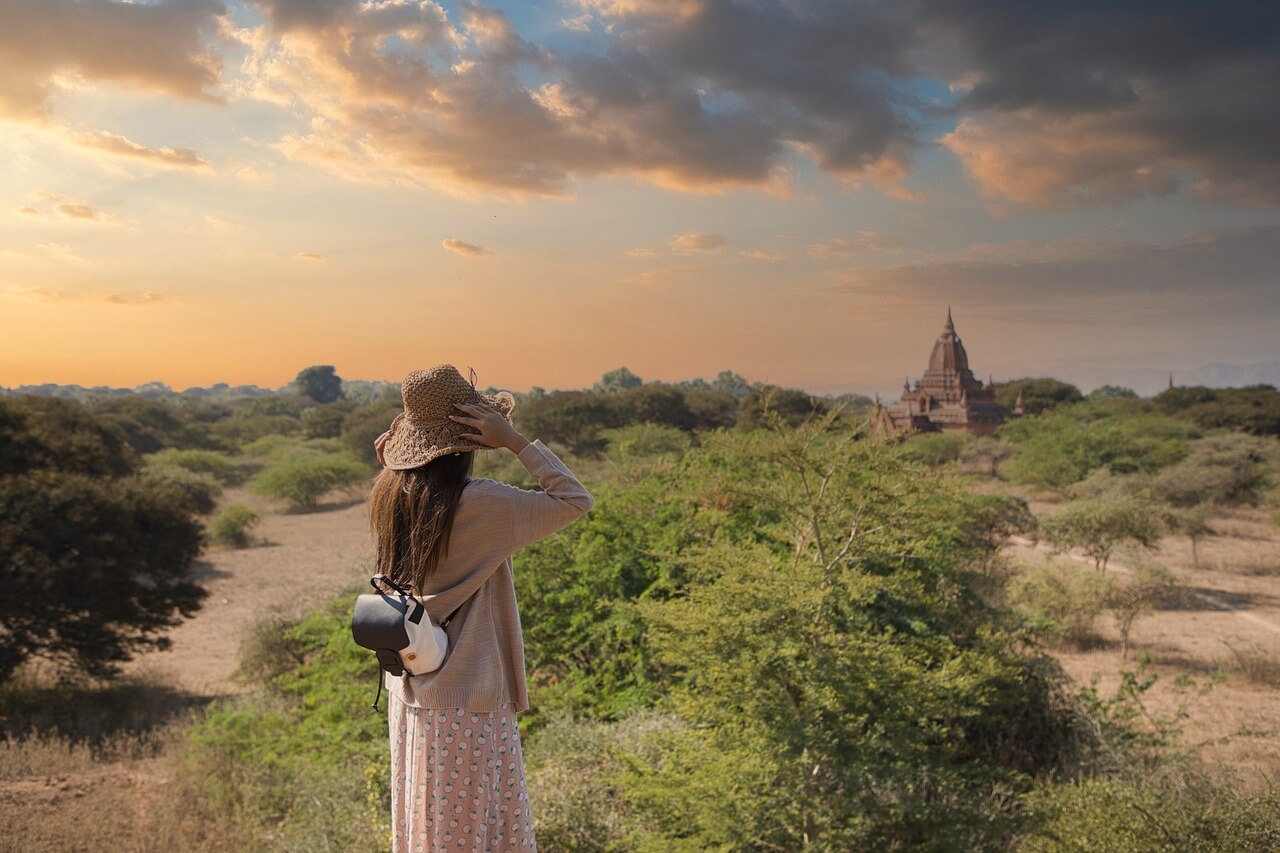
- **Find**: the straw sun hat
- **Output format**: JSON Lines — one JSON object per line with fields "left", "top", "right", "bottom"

{"left": 380, "top": 364, "right": 516, "bottom": 470}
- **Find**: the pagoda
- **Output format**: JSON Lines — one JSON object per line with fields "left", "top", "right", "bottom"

{"left": 874, "top": 308, "right": 1014, "bottom": 436}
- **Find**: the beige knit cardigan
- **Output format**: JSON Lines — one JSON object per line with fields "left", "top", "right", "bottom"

{"left": 382, "top": 439, "right": 594, "bottom": 713}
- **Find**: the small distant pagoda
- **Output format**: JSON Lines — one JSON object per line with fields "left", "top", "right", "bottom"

{"left": 872, "top": 308, "right": 1018, "bottom": 436}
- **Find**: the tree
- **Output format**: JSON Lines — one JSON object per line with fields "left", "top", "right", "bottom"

{"left": 294, "top": 365, "right": 344, "bottom": 404}
{"left": 1089, "top": 385, "right": 1139, "bottom": 399}
{"left": 1163, "top": 502, "right": 1213, "bottom": 568}
{"left": 592, "top": 367, "right": 643, "bottom": 394}
{"left": 1038, "top": 495, "right": 1166, "bottom": 573}
{"left": 0, "top": 397, "right": 205, "bottom": 679}
{"left": 620, "top": 404, "right": 1078, "bottom": 848}
{"left": 1105, "top": 562, "right": 1181, "bottom": 658}
{"left": 736, "top": 385, "right": 828, "bottom": 430}
{"left": 994, "top": 377, "right": 1084, "bottom": 415}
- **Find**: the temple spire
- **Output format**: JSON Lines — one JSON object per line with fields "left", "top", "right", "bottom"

{"left": 1168, "top": 372, "right": 1174, "bottom": 390}
{"left": 944, "top": 305, "right": 954, "bottom": 332}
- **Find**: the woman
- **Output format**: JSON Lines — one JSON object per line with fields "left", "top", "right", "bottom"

{"left": 368, "top": 365, "right": 594, "bottom": 851}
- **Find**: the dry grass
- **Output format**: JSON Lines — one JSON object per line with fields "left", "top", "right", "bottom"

{"left": 0, "top": 668, "right": 251, "bottom": 852}
{"left": 1218, "top": 643, "right": 1280, "bottom": 689}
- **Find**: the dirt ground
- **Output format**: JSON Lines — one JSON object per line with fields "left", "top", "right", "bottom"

{"left": 1003, "top": 495, "right": 1280, "bottom": 785}
{"left": 120, "top": 487, "right": 376, "bottom": 696}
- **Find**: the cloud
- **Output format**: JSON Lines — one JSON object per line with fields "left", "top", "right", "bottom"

{"left": 822, "top": 226, "right": 1280, "bottom": 318}
{"left": 0, "top": 0, "right": 225, "bottom": 120}
{"left": 927, "top": 0, "right": 1280, "bottom": 206}
{"left": 55, "top": 202, "right": 97, "bottom": 220}
{"left": 236, "top": 0, "right": 921, "bottom": 198}
{"left": 69, "top": 129, "right": 208, "bottom": 170}
{"left": 740, "top": 250, "right": 788, "bottom": 262}
{"left": 16, "top": 206, "right": 42, "bottom": 216}
{"left": 671, "top": 233, "right": 727, "bottom": 253}
{"left": 12, "top": 287, "right": 171, "bottom": 305}
{"left": 624, "top": 246, "right": 658, "bottom": 258}
{"left": 807, "top": 232, "right": 900, "bottom": 258}
{"left": 204, "top": 215, "right": 243, "bottom": 231}
{"left": 295, "top": 251, "right": 326, "bottom": 261}
{"left": 442, "top": 239, "right": 493, "bottom": 257}
{"left": 621, "top": 264, "right": 702, "bottom": 285}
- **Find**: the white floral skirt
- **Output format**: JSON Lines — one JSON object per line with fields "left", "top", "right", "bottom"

{"left": 388, "top": 693, "right": 536, "bottom": 852}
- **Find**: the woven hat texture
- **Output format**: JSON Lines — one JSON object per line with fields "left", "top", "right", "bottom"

{"left": 381, "top": 364, "right": 516, "bottom": 470}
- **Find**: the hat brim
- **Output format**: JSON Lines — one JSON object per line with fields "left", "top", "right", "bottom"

{"left": 381, "top": 390, "right": 516, "bottom": 470}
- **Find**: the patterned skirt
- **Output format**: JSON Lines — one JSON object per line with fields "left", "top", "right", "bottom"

{"left": 388, "top": 692, "right": 537, "bottom": 851}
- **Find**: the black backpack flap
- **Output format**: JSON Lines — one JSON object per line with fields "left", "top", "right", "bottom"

{"left": 351, "top": 593, "right": 411, "bottom": 652}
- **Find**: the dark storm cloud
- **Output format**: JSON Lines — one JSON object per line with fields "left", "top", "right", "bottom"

{"left": 243, "top": 0, "right": 1280, "bottom": 203}
{"left": 925, "top": 0, "right": 1280, "bottom": 204}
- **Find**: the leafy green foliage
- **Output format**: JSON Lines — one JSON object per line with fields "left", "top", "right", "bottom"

{"left": 900, "top": 431, "right": 968, "bottom": 466}
{"left": 293, "top": 365, "right": 344, "bottom": 404}
{"left": 1154, "top": 384, "right": 1280, "bottom": 436}
{"left": 148, "top": 448, "right": 246, "bottom": 485}
{"left": 611, "top": 407, "right": 1080, "bottom": 849}
{"left": 599, "top": 422, "right": 692, "bottom": 464}
{"left": 251, "top": 452, "right": 367, "bottom": 508}
{"left": 139, "top": 462, "right": 223, "bottom": 515}
{"left": 0, "top": 397, "right": 206, "bottom": 679}
{"left": 1009, "top": 561, "right": 1111, "bottom": 649}
{"left": 1038, "top": 496, "right": 1166, "bottom": 572}
{"left": 995, "top": 378, "right": 1084, "bottom": 415}
{"left": 1001, "top": 403, "right": 1199, "bottom": 488}
{"left": 209, "top": 504, "right": 261, "bottom": 549}
{"left": 593, "top": 366, "right": 644, "bottom": 393}
{"left": 183, "top": 594, "right": 387, "bottom": 851}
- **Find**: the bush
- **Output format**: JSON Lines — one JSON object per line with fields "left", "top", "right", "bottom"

{"left": 1104, "top": 560, "right": 1183, "bottom": 658}
{"left": 149, "top": 448, "right": 246, "bottom": 485}
{"left": 209, "top": 504, "right": 261, "bottom": 549}
{"left": 1019, "top": 768, "right": 1280, "bottom": 851}
{"left": 900, "top": 432, "right": 968, "bottom": 466}
{"left": 1010, "top": 561, "right": 1111, "bottom": 649}
{"left": 600, "top": 422, "right": 692, "bottom": 464}
{"left": 140, "top": 462, "right": 223, "bottom": 515}
{"left": 251, "top": 453, "right": 367, "bottom": 508}
{"left": 1218, "top": 642, "right": 1280, "bottom": 689}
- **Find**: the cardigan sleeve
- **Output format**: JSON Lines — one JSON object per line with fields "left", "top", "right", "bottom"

{"left": 490, "top": 439, "right": 594, "bottom": 553}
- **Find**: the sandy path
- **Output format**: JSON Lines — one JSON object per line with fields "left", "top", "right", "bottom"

{"left": 122, "top": 487, "right": 375, "bottom": 696}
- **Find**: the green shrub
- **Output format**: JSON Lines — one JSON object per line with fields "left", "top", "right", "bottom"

{"left": 900, "top": 432, "right": 968, "bottom": 466}
{"left": 209, "top": 504, "right": 261, "bottom": 549}
{"left": 600, "top": 422, "right": 692, "bottom": 464}
{"left": 1010, "top": 561, "right": 1111, "bottom": 649}
{"left": 149, "top": 448, "right": 246, "bottom": 485}
{"left": 140, "top": 462, "right": 223, "bottom": 515}
{"left": 181, "top": 590, "right": 388, "bottom": 851}
{"left": 1019, "top": 768, "right": 1280, "bottom": 851}
{"left": 251, "top": 453, "right": 367, "bottom": 508}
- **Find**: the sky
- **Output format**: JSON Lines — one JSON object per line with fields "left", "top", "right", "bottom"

{"left": 1, "top": 0, "right": 1278, "bottom": 398}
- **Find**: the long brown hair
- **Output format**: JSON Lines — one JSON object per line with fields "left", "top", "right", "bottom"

{"left": 368, "top": 450, "right": 474, "bottom": 594}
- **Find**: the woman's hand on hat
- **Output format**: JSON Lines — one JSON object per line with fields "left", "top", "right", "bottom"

{"left": 449, "top": 402, "right": 528, "bottom": 453}
{"left": 374, "top": 430, "right": 391, "bottom": 466}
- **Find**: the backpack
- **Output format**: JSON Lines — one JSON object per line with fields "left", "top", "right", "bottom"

{"left": 351, "top": 574, "right": 461, "bottom": 710}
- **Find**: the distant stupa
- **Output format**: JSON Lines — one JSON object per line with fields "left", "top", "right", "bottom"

{"left": 874, "top": 308, "right": 1013, "bottom": 436}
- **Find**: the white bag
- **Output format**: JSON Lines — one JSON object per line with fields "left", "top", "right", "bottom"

{"left": 351, "top": 575, "right": 456, "bottom": 677}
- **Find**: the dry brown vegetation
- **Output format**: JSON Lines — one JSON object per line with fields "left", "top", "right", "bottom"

{"left": 999, "top": 496, "right": 1280, "bottom": 785}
